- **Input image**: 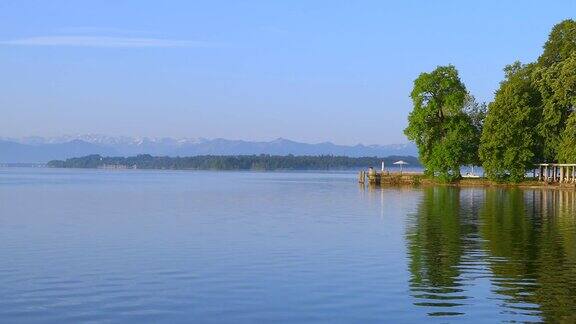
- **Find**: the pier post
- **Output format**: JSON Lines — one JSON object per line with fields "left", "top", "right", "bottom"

{"left": 554, "top": 166, "right": 557, "bottom": 182}
{"left": 358, "top": 171, "right": 365, "bottom": 184}
{"left": 553, "top": 166, "right": 557, "bottom": 182}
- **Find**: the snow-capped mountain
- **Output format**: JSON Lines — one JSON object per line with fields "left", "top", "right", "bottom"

{"left": 0, "top": 135, "right": 418, "bottom": 163}
{"left": 10, "top": 134, "right": 202, "bottom": 146}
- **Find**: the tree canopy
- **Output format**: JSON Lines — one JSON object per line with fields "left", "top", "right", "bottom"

{"left": 404, "top": 65, "right": 481, "bottom": 181}
{"left": 478, "top": 62, "right": 542, "bottom": 182}
{"left": 478, "top": 19, "right": 576, "bottom": 181}
{"left": 558, "top": 112, "right": 576, "bottom": 163}
{"left": 537, "top": 19, "right": 576, "bottom": 67}
{"left": 533, "top": 52, "right": 576, "bottom": 160}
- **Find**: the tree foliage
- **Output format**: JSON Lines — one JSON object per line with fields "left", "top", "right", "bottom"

{"left": 404, "top": 65, "right": 480, "bottom": 181}
{"left": 557, "top": 112, "right": 576, "bottom": 163}
{"left": 537, "top": 19, "right": 576, "bottom": 67}
{"left": 477, "top": 19, "right": 576, "bottom": 182}
{"left": 479, "top": 63, "right": 542, "bottom": 182}
{"left": 533, "top": 52, "right": 576, "bottom": 160}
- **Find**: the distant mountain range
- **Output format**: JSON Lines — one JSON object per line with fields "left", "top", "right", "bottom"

{"left": 0, "top": 135, "right": 418, "bottom": 163}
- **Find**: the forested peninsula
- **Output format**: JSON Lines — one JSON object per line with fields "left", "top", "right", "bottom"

{"left": 47, "top": 154, "right": 419, "bottom": 171}
{"left": 405, "top": 19, "right": 576, "bottom": 183}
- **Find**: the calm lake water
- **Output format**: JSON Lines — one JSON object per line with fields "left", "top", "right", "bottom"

{"left": 1, "top": 168, "right": 575, "bottom": 323}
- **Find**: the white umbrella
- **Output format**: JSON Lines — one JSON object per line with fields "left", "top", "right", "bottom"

{"left": 393, "top": 160, "right": 409, "bottom": 173}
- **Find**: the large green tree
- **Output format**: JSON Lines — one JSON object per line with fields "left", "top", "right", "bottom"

{"left": 532, "top": 19, "right": 576, "bottom": 162}
{"left": 479, "top": 62, "right": 542, "bottom": 182}
{"left": 404, "top": 65, "right": 479, "bottom": 181}
{"left": 533, "top": 52, "right": 576, "bottom": 160}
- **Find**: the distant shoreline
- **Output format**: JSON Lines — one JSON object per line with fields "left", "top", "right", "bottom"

{"left": 47, "top": 154, "right": 421, "bottom": 171}
{"left": 0, "top": 163, "right": 46, "bottom": 168}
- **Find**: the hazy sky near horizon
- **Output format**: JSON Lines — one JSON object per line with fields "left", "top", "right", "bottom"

{"left": 1, "top": 1, "right": 574, "bottom": 145}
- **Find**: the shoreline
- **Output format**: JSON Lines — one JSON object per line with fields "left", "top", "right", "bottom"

{"left": 361, "top": 172, "right": 576, "bottom": 190}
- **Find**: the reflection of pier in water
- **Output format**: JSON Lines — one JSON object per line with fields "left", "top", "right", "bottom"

{"left": 534, "top": 188, "right": 576, "bottom": 216}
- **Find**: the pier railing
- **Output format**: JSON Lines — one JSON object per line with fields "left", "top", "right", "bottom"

{"left": 535, "top": 164, "right": 576, "bottom": 183}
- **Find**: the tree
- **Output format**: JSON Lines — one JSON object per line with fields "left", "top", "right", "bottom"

{"left": 557, "top": 112, "right": 576, "bottom": 163}
{"left": 533, "top": 52, "right": 576, "bottom": 161}
{"left": 404, "top": 65, "right": 477, "bottom": 181}
{"left": 479, "top": 62, "right": 542, "bottom": 182}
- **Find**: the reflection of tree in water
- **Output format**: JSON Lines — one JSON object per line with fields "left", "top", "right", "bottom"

{"left": 406, "top": 187, "right": 481, "bottom": 317}
{"left": 406, "top": 187, "right": 576, "bottom": 322}
{"left": 479, "top": 189, "right": 576, "bottom": 322}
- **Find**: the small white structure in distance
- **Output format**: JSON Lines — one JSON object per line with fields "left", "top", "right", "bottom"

{"left": 393, "top": 160, "right": 408, "bottom": 173}
{"left": 463, "top": 166, "right": 480, "bottom": 178}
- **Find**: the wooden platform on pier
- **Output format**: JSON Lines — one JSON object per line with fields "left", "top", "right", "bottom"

{"left": 358, "top": 169, "right": 576, "bottom": 189}
{"left": 358, "top": 170, "right": 424, "bottom": 186}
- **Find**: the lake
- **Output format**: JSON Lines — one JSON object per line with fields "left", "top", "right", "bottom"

{"left": 1, "top": 168, "right": 575, "bottom": 323}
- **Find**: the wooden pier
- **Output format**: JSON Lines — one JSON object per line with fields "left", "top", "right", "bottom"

{"left": 358, "top": 163, "right": 576, "bottom": 188}
{"left": 358, "top": 167, "right": 423, "bottom": 186}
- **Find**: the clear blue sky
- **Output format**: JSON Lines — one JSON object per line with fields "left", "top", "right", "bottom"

{"left": 0, "top": 1, "right": 574, "bottom": 145}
